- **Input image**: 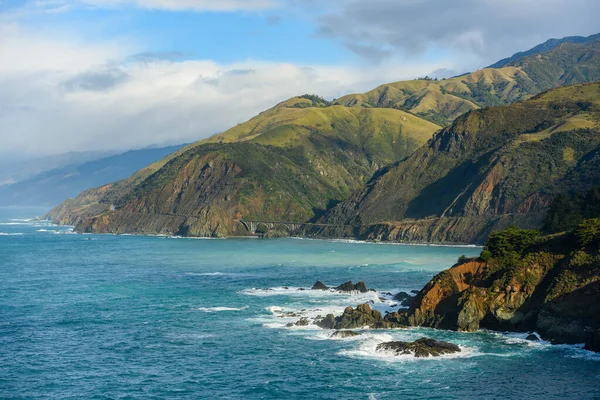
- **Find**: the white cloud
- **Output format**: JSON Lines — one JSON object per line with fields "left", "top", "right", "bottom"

{"left": 0, "top": 22, "right": 445, "bottom": 158}
{"left": 75, "top": 0, "right": 280, "bottom": 11}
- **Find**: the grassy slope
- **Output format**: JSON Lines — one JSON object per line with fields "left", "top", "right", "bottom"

{"left": 48, "top": 97, "right": 440, "bottom": 231}
{"left": 322, "top": 82, "right": 600, "bottom": 227}
{"left": 335, "top": 38, "right": 600, "bottom": 125}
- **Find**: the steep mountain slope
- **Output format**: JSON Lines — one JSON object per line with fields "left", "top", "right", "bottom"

{"left": 47, "top": 97, "right": 440, "bottom": 235}
{"left": 0, "top": 145, "right": 185, "bottom": 206}
{"left": 336, "top": 34, "right": 600, "bottom": 125}
{"left": 489, "top": 33, "right": 600, "bottom": 68}
{"left": 318, "top": 82, "right": 600, "bottom": 243}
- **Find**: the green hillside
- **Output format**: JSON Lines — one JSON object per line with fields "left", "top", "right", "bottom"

{"left": 47, "top": 34, "right": 600, "bottom": 240}
{"left": 319, "top": 82, "right": 600, "bottom": 243}
{"left": 47, "top": 96, "right": 440, "bottom": 235}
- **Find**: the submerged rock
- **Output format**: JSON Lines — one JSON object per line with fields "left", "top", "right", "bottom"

{"left": 585, "top": 330, "right": 600, "bottom": 353}
{"left": 311, "top": 281, "right": 329, "bottom": 290}
{"left": 331, "top": 330, "right": 362, "bottom": 338}
{"left": 376, "top": 337, "right": 461, "bottom": 358}
{"left": 526, "top": 334, "right": 540, "bottom": 341}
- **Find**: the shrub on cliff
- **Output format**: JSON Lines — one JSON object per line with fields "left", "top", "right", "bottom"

{"left": 484, "top": 226, "right": 541, "bottom": 265}
{"left": 479, "top": 249, "right": 492, "bottom": 263}
{"left": 576, "top": 218, "right": 600, "bottom": 246}
{"left": 457, "top": 255, "right": 469, "bottom": 264}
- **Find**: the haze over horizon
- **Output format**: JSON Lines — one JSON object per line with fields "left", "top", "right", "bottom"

{"left": 1, "top": 0, "right": 598, "bottom": 158}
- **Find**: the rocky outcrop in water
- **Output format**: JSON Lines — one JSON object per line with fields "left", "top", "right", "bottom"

{"left": 335, "top": 281, "right": 369, "bottom": 293}
{"left": 311, "top": 281, "right": 329, "bottom": 290}
{"left": 334, "top": 304, "right": 382, "bottom": 329}
{"left": 316, "top": 303, "right": 407, "bottom": 330}
{"left": 310, "top": 280, "right": 372, "bottom": 293}
{"left": 376, "top": 338, "right": 461, "bottom": 358}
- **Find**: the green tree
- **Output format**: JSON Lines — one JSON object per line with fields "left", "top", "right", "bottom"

{"left": 576, "top": 218, "right": 600, "bottom": 246}
{"left": 484, "top": 226, "right": 541, "bottom": 265}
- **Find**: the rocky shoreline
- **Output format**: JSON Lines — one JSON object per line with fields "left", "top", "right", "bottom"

{"left": 281, "top": 257, "right": 600, "bottom": 355}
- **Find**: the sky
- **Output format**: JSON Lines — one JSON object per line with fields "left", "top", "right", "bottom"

{"left": 0, "top": 0, "right": 599, "bottom": 159}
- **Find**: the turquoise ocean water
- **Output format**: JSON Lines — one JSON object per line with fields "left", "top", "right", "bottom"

{"left": 1, "top": 207, "right": 599, "bottom": 399}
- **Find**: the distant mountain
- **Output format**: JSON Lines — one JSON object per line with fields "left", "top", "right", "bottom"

{"left": 0, "top": 151, "right": 111, "bottom": 186}
{"left": 336, "top": 33, "right": 600, "bottom": 125}
{"left": 316, "top": 82, "right": 600, "bottom": 244}
{"left": 488, "top": 33, "right": 600, "bottom": 68}
{"left": 46, "top": 95, "right": 440, "bottom": 234}
{"left": 0, "top": 145, "right": 186, "bottom": 207}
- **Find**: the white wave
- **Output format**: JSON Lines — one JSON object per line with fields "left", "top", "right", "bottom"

{"left": 240, "top": 286, "right": 386, "bottom": 300}
{"left": 485, "top": 331, "right": 552, "bottom": 348}
{"left": 196, "top": 306, "right": 249, "bottom": 313}
{"left": 168, "top": 236, "right": 222, "bottom": 240}
{"left": 9, "top": 218, "right": 32, "bottom": 222}
{"left": 0, "top": 232, "right": 24, "bottom": 236}
{"left": 37, "top": 229, "right": 60, "bottom": 233}
{"left": 186, "top": 272, "right": 237, "bottom": 276}
{"left": 53, "top": 229, "right": 76, "bottom": 235}
{"left": 0, "top": 222, "right": 27, "bottom": 225}
{"left": 309, "top": 330, "right": 382, "bottom": 342}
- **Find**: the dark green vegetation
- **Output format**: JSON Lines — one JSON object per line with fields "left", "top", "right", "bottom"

{"left": 406, "top": 220, "right": 600, "bottom": 351}
{"left": 319, "top": 82, "right": 600, "bottom": 244}
{"left": 483, "top": 226, "right": 542, "bottom": 266}
{"left": 543, "top": 186, "right": 600, "bottom": 233}
{"left": 0, "top": 145, "right": 185, "bottom": 206}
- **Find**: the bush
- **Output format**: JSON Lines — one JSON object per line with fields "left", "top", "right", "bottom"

{"left": 480, "top": 249, "right": 492, "bottom": 263}
{"left": 484, "top": 226, "right": 541, "bottom": 265}
{"left": 457, "top": 255, "right": 469, "bottom": 264}
{"left": 576, "top": 218, "right": 600, "bottom": 246}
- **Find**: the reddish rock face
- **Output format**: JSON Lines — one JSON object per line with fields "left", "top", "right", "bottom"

{"left": 405, "top": 234, "right": 600, "bottom": 350}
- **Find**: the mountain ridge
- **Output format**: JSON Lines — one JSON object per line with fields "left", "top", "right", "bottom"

{"left": 47, "top": 34, "right": 600, "bottom": 242}
{"left": 315, "top": 82, "right": 600, "bottom": 243}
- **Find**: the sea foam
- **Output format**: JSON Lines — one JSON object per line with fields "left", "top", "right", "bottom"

{"left": 196, "top": 306, "right": 249, "bottom": 313}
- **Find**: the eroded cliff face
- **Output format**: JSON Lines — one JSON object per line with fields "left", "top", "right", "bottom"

{"left": 301, "top": 213, "right": 545, "bottom": 245}
{"left": 406, "top": 234, "right": 600, "bottom": 346}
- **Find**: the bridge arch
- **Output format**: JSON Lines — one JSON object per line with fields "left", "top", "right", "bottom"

{"left": 254, "top": 222, "right": 271, "bottom": 235}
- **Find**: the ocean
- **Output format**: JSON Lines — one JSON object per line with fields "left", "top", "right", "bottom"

{"left": 1, "top": 207, "right": 599, "bottom": 399}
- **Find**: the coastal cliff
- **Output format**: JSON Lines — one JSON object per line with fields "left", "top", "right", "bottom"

{"left": 406, "top": 223, "right": 600, "bottom": 349}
